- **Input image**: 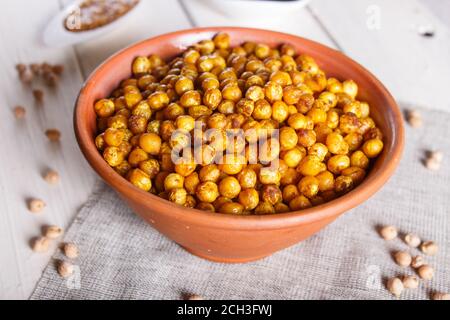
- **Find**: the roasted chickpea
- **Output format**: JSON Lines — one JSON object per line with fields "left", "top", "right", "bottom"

{"left": 297, "top": 129, "right": 317, "bottom": 148}
{"left": 328, "top": 155, "right": 350, "bottom": 175}
{"left": 128, "top": 148, "right": 149, "bottom": 167}
{"left": 282, "top": 185, "right": 300, "bottom": 203}
{"left": 335, "top": 175, "right": 354, "bottom": 194}
{"left": 259, "top": 167, "right": 281, "bottom": 185}
{"left": 297, "top": 155, "right": 326, "bottom": 176}
{"left": 237, "top": 168, "right": 257, "bottom": 189}
{"left": 174, "top": 156, "right": 197, "bottom": 177}
{"left": 289, "top": 195, "right": 312, "bottom": 211}
{"left": 219, "top": 177, "right": 242, "bottom": 199}
{"left": 272, "top": 101, "right": 289, "bottom": 123}
{"left": 199, "top": 164, "right": 221, "bottom": 183}
{"left": 175, "top": 115, "right": 195, "bottom": 132}
{"left": 132, "top": 56, "right": 150, "bottom": 75}
{"left": 128, "top": 115, "right": 148, "bottom": 135}
{"left": 203, "top": 89, "right": 222, "bottom": 109}
{"left": 164, "top": 173, "right": 185, "bottom": 191}
{"left": 124, "top": 86, "right": 143, "bottom": 108}
{"left": 265, "top": 81, "right": 283, "bottom": 103}
{"left": 316, "top": 171, "right": 335, "bottom": 192}
{"left": 288, "top": 113, "right": 309, "bottom": 130}
{"left": 350, "top": 150, "right": 370, "bottom": 169}
{"left": 252, "top": 99, "right": 272, "bottom": 120}
{"left": 308, "top": 143, "right": 328, "bottom": 161}
{"left": 326, "top": 132, "right": 349, "bottom": 155}
{"left": 184, "top": 195, "right": 197, "bottom": 208}
{"left": 115, "top": 160, "right": 131, "bottom": 177}
{"left": 95, "top": 99, "right": 115, "bottom": 118}
{"left": 343, "top": 80, "right": 358, "bottom": 99}
{"left": 207, "top": 113, "right": 227, "bottom": 129}
{"left": 197, "top": 202, "right": 215, "bottom": 212}
{"left": 196, "top": 181, "right": 220, "bottom": 203}
{"left": 254, "top": 201, "right": 275, "bottom": 215}
{"left": 222, "top": 84, "right": 242, "bottom": 102}
{"left": 362, "top": 139, "right": 384, "bottom": 158}
{"left": 104, "top": 128, "right": 125, "bottom": 147}
{"left": 344, "top": 132, "right": 363, "bottom": 151}
{"left": 219, "top": 202, "right": 245, "bottom": 215}
{"left": 280, "top": 168, "right": 300, "bottom": 186}
{"left": 139, "top": 159, "right": 160, "bottom": 179}
{"left": 261, "top": 184, "right": 282, "bottom": 205}
{"left": 236, "top": 98, "right": 255, "bottom": 117}
{"left": 238, "top": 189, "right": 260, "bottom": 211}
{"left": 103, "top": 147, "right": 124, "bottom": 167}
{"left": 184, "top": 172, "right": 200, "bottom": 195}
{"left": 95, "top": 134, "right": 106, "bottom": 151}
{"left": 167, "top": 188, "right": 188, "bottom": 206}
{"left": 327, "top": 78, "right": 343, "bottom": 93}
{"left": 175, "top": 76, "right": 194, "bottom": 96}
{"left": 342, "top": 167, "right": 366, "bottom": 186}
{"left": 340, "top": 113, "right": 360, "bottom": 134}
{"left": 220, "top": 154, "right": 246, "bottom": 175}
{"left": 127, "top": 169, "right": 152, "bottom": 192}
{"left": 180, "top": 90, "right": 201, "bottom": 108}
{"left": 282, "top": 146, "right": 305, "bottom": 168}
{"left": 279, "top": 127, "right": 298, "bottom": 151}
{"left": 298, "top": 176, "right": 320, "bottom": 199}
{"left": 139, "top": 133, "right": 161, "bottom": 155}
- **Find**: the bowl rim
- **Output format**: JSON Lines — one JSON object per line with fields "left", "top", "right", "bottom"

{"left": 75, "top": 26, "right": 405, "bottom": 231}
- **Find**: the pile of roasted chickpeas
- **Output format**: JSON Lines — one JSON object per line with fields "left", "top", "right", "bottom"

{"left": 94, "top": 33, "right": 385, "bottom": 215}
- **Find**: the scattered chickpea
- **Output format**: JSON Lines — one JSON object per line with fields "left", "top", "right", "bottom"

{"left": 379, "top": 225, "right": 398, "bottom": 240}
{"left": 33, "top": 89, "right": 44, "bottom": 104}
{"left": 31, "top": 237, "right": 50, "bottom": 253}
{"left": 394, "top": 251, "right": 412, "bottom": 267}
{"left": 411, "top": 256, "right": 426, "bottom": 269}
{"left": 45, "top": 129, "right": 61, "bottom": 142}
{"left": 420, "top": 241, "right": 438, "bottom": 256}
{"left": 13, "top": 106, "right": 26, "bottom": 119}
{"left": 406, "top": 110, "right": 423, "bottom": 128}
{"left": 404, "top": 233, "right": 421, "bottom": 248}
{"left": 57, "top": 261, "right": 74, "bottom": 278}
{"left": 28, "top": 198, "right": 46, "bottom": 214}
{"left": 417, "top": 265, "right": 434, "bottom": 280}
{"left": 402, "top": 275, "right": 419, "bottom": 289}
{"left": 386, "top": 278, "right": 404, "bottom": 298}
{"left": 63, "top": 243, "right": 79, "bottom": 259}
{"left": 44, "top": 226, "right": 64, "bottom": 239}
{"left": 432, "top": 292, "right": 450, "bottom": 300}
{"left": 187, "top": 294, "right": 204, "bottom": 301}
{"left": 44, "top": 170, "right": 60, "bottom": 185}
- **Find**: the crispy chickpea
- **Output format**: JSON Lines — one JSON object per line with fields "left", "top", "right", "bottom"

{"left": 160, "top": 120, "right": 176, "bottom": 141}
{"left": 282, "top": 185, "right": 300, "bottom": 203}
{"left": 180, "top": 90, "right": 201, "bottom": 108}
{"left": 104, "top": 128, "right": 125, "bottom": 147}
{"left": 197, "top": 202, "right": 216, "bottom": 212}
{"left": 128, "top": 148, "right": 149, "bottom": 167}
{"left": 220, "top": 154, "right": 246, "bottom": 175}
{"left": 335, "top": 175, "right": 354, "bottom": 194}
{"left": 308, "top": 143, "right": 328, "bottom": 162}
{"left": 297, "top": 129, "right": 317, "bottom": 148}
{"left": 279, "top": 127, "right": 298, "bottom": 151}
{"left": 175, "top": 115, "right": 195, "bottom": 132}
{"left": 254, "top": 43, "right": 270, "bottom": 59}
{"left": 175, "top": 76, "right": 194, "bottom": 96}
{"left": 259, "top": 167, "right": 281, "bottom": 185}
{"left": 168, "top": 188, "right": 188, "bottom": 206}
{"left": 328, "top": 155, "right": 350, "bottom": 175}
{"left": 127, "top": 169, "right": 152, "bottom": 192}
{"left": 139, "top": 159, "right": 160, "bottom": 179}
{"left": 115, "top": 160, "right": 131, "bottom": 177}
{"left": 184, "top": 172, "right": 200, "bottom": 195}
{"left": 203, "top": 89, "right": 222, "bottom": 109}
{"left": 219, "top": 202, "right": 245, "bottom": 215}
{"left": 95, "top": 134, "right": 106, "bottom": 151}
{"left": 327, "top": 78, "right": 343, "bottom": 93}
{"left": 184, "top": 195, "right": 197, "bottom": 208}
{"left": 297, "top": 54, "right": 319, "bottom": 75}
{"left": 95, "top": 99, "right": 115, "bottom": 118}
{"left": 272, "top": 101, "right": 289, "bottom": 123}
{"left": 296, "top": 93, "right": 315, "bottom": 114}
{"left": 307, "top": 108, "right": 327, "bottom": 124}
{"left": 342, "top": 80, "right": 358, "bottom": 99}
{"left": 196, "top": 181, "right": 220, "bottom": 203}
{"left": 103, "top": 147, "right": 124, "bottom": 167}
{"left": 288, "top": 113, "right": 309, "bottom": 130}
{"left": 213, "top": 32, "right": 231, "bottom": 49}
{"left": 132, "top": 101, "right": 152, "bottom": 120}
{"left": 199, "top": 164, "right": 221, "bottom": 183}
{"left": 282, "top": 86, "right": 302, "bottom": 105}
{"left": 235, "top": 98, "right": 255, "bottom": 117}
{"left": 289, "top": 195, "right": 312, "bottom": 211}
{"left": 270, "top": 71, "right": 292, "bottom": 87}
{"left": 362, "top": 139, "right": 384, "bottom": 158}
{"left": 344, "top": 132, "right": 363, "bottom": 151}
{"left": 298, "top": 176, "right": 320, "bottom": 199}
{"left": 238, "top": 189, "right": 260, "bottom": 210}
{"left": 274, "top": 203, "right": 289, "bottom": 213}
{"left": 342, "top": 167, "right": 366, "bottom": 186}
{"left": 132, "top": 56, "right": 150, "bottom": 75}
{"left": 340, "top": 113, "right": 360, "bottom": 134}
{"left": 316, "top": 171, "right": 335, "bottom": 192}
{"left": 164, "top": 173, "right": 185, "bottom": 191}
{"left": 252, "top": 99, "right": 272, "bottom": 120}
{"left": 297, "top": 155, "right": 326, "bottom": 176}
{"left": 128, "top": 115, "right": 148, "bottom": 135}
{"left": 350, "top": 150, "right": 370, "bottom": 169}
{"left": 237, "top": 168, "right": 257, "bottom": 189}
{"left": 282, "top": 146, "right": 305, "bottom": 168}
{"left": 174, "top": 157, "right": 197, "bottom": 177}
{"left": 222, "top": 84, "right": 242, "bottom": 102}
{"left": 139, "top": 133, "right": 162, "bottom": 155}
{"left": 261, "top": 185, "right": 282, "bottom": 205}
{"left": 254, "top": 201, "right": 276, "bottom": 215}
{"left": 280, "top": 168, "right": 300, "bottom": 186}
{"left": 124, "top": 86, "right": 143, "bottom": 108}
{"left": 219, "top": 177, "right": 242, "bottom": 199}
{"left": 326, "top": 132, "right": 349, "bottom": 155}
{"left": 207, "top": 113, "right": 227, "bottom": 130}
{"left": 264, "top": 81, "right": 283, "bottom": 103}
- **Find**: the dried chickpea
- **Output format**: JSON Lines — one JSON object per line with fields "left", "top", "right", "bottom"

{"left": 379, "top": 225, "right": 398, "bottom": 240}
{"left": 199, "top": 164, "right": 221, "bottom": 183}
{"left": 350, "top": 150, "right": 370, "bottom": 169}
{"left": 128, "top": 148, "right": 149, "bottom": 167}
{"left": 139, "top": 159, "right": 160, "bottom": 179}
{"left": 103, "top": 147, "right": 125, "bottom": 167}
{"left": 164, "top": 173, "right": 185, "bottom": 191}
{"left": 326, "top": 132, "right": 349, "bottom": 155}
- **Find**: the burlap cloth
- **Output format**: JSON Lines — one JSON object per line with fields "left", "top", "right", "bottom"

{"left": 31, "top": 107, "right": 449, "bottom": 300}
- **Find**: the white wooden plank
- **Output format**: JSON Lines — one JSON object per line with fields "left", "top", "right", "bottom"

{"left": 309, "top": 0, "right": 450, "bottom": 112}
{"left": 0, "top": 0, "right": 96, "bottom": 300}
{"left": 64, "top": 0, "right": 193, "bottom": 76}
{"left": 181, "top": 0, "right": 337, "bottom": 49}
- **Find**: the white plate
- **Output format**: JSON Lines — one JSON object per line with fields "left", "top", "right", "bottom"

{"left": 187, "top": 0, "right": 311, "bottom": 20}
{"left": 43, "top": 0, "right": 142, "bottom": 47}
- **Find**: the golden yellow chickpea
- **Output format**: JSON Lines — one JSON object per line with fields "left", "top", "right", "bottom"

{"left": 343, "top": 80, "right": 358, "bottom": 99}
{"left": 340, "top": 113, "right": 360, "bottom": 134}
{"left": 289, "top": 195, "right": 312, "bottom": 211}
{"left": 296, "top": 93, "right": 314, "bottom": 114}
{"left": 128, "top": 148, "right": 149, "bottom": 167}
{"left": 203, "top": 89, "right": 222, "bottom": 109}
{"left": 180, "top": 90, "right": 201, "bottom": 108}
{"left": 95, "top": 99, "right": 115, "bottom": 118}
{"left": 127, "top": 169, "right": 152, "bottom": 192}
{"left": 237, "top": 188, "right": 259, "bottom": 211}
{"left": 327, "top": 78, "right": 343, "bottom": 93}
{"left": 199, "top": 164, "right": 221, "bottom": 183}
{"left": 316, "top": 171, "right": 335, "bottom": 192}
{"left": 184, "top": 172, "right": 200, "bottom": 195}
{"left": 188, "top": 105, "right": 213, "bottom": 119}
{"left": 261, "top": 184, "right": 282, "bottom": 205}
{"left": 220, "top": 154, "right": 246, "bottom": 175}
{"left": 308, "top": 143, "right": 328, "bottom": 162}
{"left": 184, "top": 49, "right": 201, "bottom": 64}
{"left": 282, "top": 86, "right": 302, "bottom": 105}
{"left": 362, "top": 139, "right": 384, "bottom": 158}
{"left": 350, "top": 150, "right": 370, "bottom": 169}
{"left": 168, "top": 188, "right": 188, "bottom": 206}
{"left": 139, "top": 133, "right": 162, "bottom": 155}
{"left": 219, "top": 202, "right": 245, "bottom": 215}
{"left": 297, "top": 54, "right": 319, "bottom": 75}
{"left": 298, "top": 176, "right": 320, "bottom": 199}
{"left": 344, "top": 132, "right": 363, "bottom": 152}
{"left": 196, "top": 181, "right": 220, "bottom": 203}
{"left": 282, "top": 184, "right": 300, "bottom": 203}
{"left": 335, "top": 175, "right": 354, "bottom": 194}
{"left": 132, "top": 56, "right": 150, "bottom": 75}
{"left": 124, "top": 86, "right": 143, "bottom": 108}
{"left": 316, "top": 92, "right": 338, "bottom": 110}
{"left": 307, "top": 108, "right": 327, "bottom": 124}
{"left": 219, "top": 177, "right": 242, "bottom": 199}
{"left": 236, "top": 168, "right": 257, "bottom": 189}
{"left": 279, "top": 127, "right": 298, "bottom": 151}
{"left": 139, "top": 159, "right": 160, "bottom": 179}
{"left": 245, "top": 86, "right": 264, "bottom": 102}
{"left": 184, "top": 195, "right": 197, "bottom": 208}
{"left": 222, "top": 84, "right": 242, "bottom": 102}
{"left": 103, "top": 147, "right": 125, "bottom": 167}
{"left": 175, "top": 76, "right": 194, "bottom": 96}
{"left": 254, "top": 201, "right": 276, "bottom": 215}
{"left": 164, "top": 173, "right": 185, "bottom": 191}
{"left": 235, "top": 98, "right": 255, "bottom": 117}
{"left": 252, "top": 99, "right": 272, "bottom": 120}
{"left": 342, "top": 167, "right": 366, "bottom": 186}
{"left": 254, "top": 43, "right": 270, "bottom": 59}
{"left": 328, "top": 155, "right": 351, "bottom": 175}
{"left": 326, "top": 132, "right": 349, "bottom": 155}
{"left": 174, "top": 157, "right": 197, "bottom": 177}
{"left": 264, "top": 81, "right": 283, "bottom": 103}
{"left": 297, "top": 155, "right": 326, "bottom": 176}
{"left": 281, "top": 146, "right": 304, "bottom": 168}
{"left": 270, "top": 71, "right": 292, "bottom": 87}
{"left": 213, "top": 32, "right": 231, "bottom": 49}
{"left": 95, "top": 134, "right": 106, "bottom": 151}
{"left": 272, "top": 101, "right": 289, "bottom": 123}
{"left": 104, "top": 128, "right": 125, "bottom": 147}
{"left": 288, "top": 113, "right": 309, "bottom": 130}
{"left": 279, "top": 168, "right": 300, "bottom": 186}
{"left": 175, "top": 115, "right": 195, "bottom": 132}
{"left": 297, "top": 129, "right": 317, "bottom": 148}
{"left": 196, "top": 202, "right": 215, "bottom": 212}
{"left": 132, "top": 101, "right": 152, "bottom": 121}
{"left": 259, "top": 167, "right": 281, "bottom": 185}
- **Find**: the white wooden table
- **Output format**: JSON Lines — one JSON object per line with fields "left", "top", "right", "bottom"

{"left": 0, "top": 0, "right": 448, "bottom": 300}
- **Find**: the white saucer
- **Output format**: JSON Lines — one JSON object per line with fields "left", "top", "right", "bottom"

{"left": 43, "top": 0, "right": 142, "bottom": 47}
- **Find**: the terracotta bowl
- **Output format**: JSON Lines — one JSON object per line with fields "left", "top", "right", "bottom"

{"left": 75, "top": 27, "right": 404, "bottom": 263}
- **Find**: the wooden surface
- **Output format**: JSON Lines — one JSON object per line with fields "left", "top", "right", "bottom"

{"left": 0, "top": 0, "right": 448, "bottom": 300}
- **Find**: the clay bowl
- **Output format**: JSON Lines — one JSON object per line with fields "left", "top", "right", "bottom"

{"left": 75, "top": 27, "right": 404, "bottom": 263}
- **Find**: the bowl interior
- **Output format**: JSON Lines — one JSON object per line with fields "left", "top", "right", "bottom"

{"left": 76, "top": 27, "right": 404, "bottom": 227}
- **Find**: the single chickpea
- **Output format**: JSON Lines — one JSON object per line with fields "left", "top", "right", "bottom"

{"left": 219, "top": 177, "right": 242, "bottom": 199}
{"left": 297, "top": 129, "right": 317, "bottom": 148}
{"left": 175, "top": 157, "right": 197, "bottom": 178}
{"left": 411, "top": 256, "right": 426, "bottom": 269}
{"left": 238, "top": 189, "right": 260, "bottom": 210}
{"left": 308, "top": 143, "right": 328, "bottom": 162}
{"left": 420, "top": 241, "right": 438, "bottom": 256}
{"left": 103, "top": 128, "right": 125, "bottom": 147}
{"left": 279, "top": 127, "right": 298, "bottom": 151}
{"left": 402, "top": 276, "right": 419, "bottom": 289}
{"left": 58, "top": 261, "right": 74, "bottom": 278}
{"left": 287, "top": 113, "right": 309, "bottom": 130}
{"left": 259, "top": 167, "right": 281, "bottom": 185}
{"left": 164, "top": 173, "right": 185, "bottom": 191}
{"left": 272, "top": 101, "right": 289, "bottom": 123}
{"left": 297, "top": 155, "right": 326, "bottom": 177}
{"left": 342, "top": 80, "right": 358, "bottom": 99}
{"left": 197, "top": 202, "right": 216, "bottom": 212}
{"left": 220, "top": 154, "right": 246, "bottom": 175}
{"left": 394, "top": 251, "right": 412, "bottom": 267}
{"left": 417, "top": 265, "right": 434, "bottom": 280}
{"left": 316, "top": 171, "right": 335, "bottom": 192}
{"left": 219, "top": 202, "right": 245, "bottom": 215}
{"left": 387, "top": 278, "right": 404, "bottom": 298}
{"left": 103, "top": 147, "right": 125, "bottom": 167}
{"left": 168, "top": 188, "right": 188, "bottom": 206}
{"left": 132, "top": 56, "right": 150, "bottom": 75}
{"left": 184, "top": 172, "right": 200, "bottom": 195}
{"left": 334, "top": 175, "right": 354, "bottom": 194}
{"left": 264, "top": 81, "right": 283, "bottom": 103}
{"left": 282, "top": 146, "right": 305, "bottom": 168}
{"left": 196, "top": 181, "right": 220, "bottom": 203}
{"left": 128, "top": 115, "right": 148, "bottom": 135}
{"left": 289, "top": 195, "right": 312, "bottom": 211}
{"left": 203, "top": 89, "right": 223, "bottom": 109}
{"left": 326, "top": 133, "right": 349, "bottom": 155}
{"left": 44, "top": 170, "right": 60, "bottom": 185}
{"left": 350, "top": 150, "right": 370, "bottom": 169}
{"left": 94, "top": 99, "right": 115, "bottom": 118}
{"left": 254, "top": 201, "right": 276, "bottom": 215}
{"left": 298, "top": 176, "right": 320, "bottom": 199}
{"left": 404, "top": 233, "right": 421, "bottom": 248}
{"left": 307, "top": 108, "right": 327, "bottom": 124}
{"left": 328, "top": 155, "right": 351, "bottom": 175}
{"left": 139, "top": 159, "right": 160, "bottom": 179}
{"left": 222, "top": 85, "right": 242, "bottom": 102}
{"left": 253, "top": 99, "right": 272, "bottom": 120}
{"left": 31, "top": 237, "right": 50, "bottom": 253}
{"left": 44, "top": 225, "right": 64, "bottom": 239}
{"left": 341, "top": 167, "right": 366, "bottom": 185}
{"left": 128, "top": 148, "right": 149, "bottom": 167}
{"left": 362, "top": 139, "right": 384, "bottom": 158}
{"left": 127, "top": 169, "right": 152, "bottom": 192}
{"left": 379, "top": 225, "right": 398, "bottom": 240}
{"left": 176, "top": 115, "right": 195, "bottom": 132}
{"left": 64, "top": 243, "right": 79, "bottom": 259}
{"left": 237, "top": 168, "right": 257, "bottom": 189}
